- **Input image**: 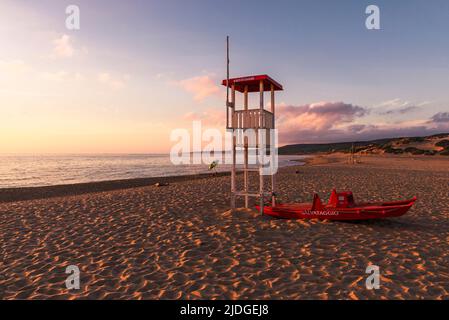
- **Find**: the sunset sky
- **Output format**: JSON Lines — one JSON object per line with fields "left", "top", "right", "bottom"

{"left": 1, "top": 0, "right": 448, "bottom": 153}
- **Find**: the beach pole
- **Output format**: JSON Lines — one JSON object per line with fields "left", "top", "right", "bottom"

{"left": 349, "top": 143, "right": 356, "bottom": 164}
{"left": 244, "top": 84, "right": 249, "bottom": 208}
{"left": 226, "top": 36, "right": 236, "bottom": 210}
{"left": 226, "top": 36, "right": 230, "bottom": 129}
{"left": 231, "top": 84, "right": 236, "bottom": 210}
{"left": 270, "top": 83, "right": 276, "bottom": 207}
{"left": 259, "top": 79, "right": 264, "bottom": 215}
{"left": 231, "top": 134, "right": 236, "bottom": 210}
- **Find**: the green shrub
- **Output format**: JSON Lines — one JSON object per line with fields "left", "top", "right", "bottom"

{"left": 435, "top": 140, "right": 449, "bottom": 148}
{"left": 384, "top": 147, "right": 403, "bottom": 154}
{"left": 404, "top": 147, "right": 425, "bottom": 155}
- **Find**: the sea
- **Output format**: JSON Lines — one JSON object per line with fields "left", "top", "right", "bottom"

{"left": 0, "top": 154, "right": 307, "bottom": 188}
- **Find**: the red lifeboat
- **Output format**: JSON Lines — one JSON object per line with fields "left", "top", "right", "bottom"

{"left": 256, "top": 190, "right": 417, "bottom": 221}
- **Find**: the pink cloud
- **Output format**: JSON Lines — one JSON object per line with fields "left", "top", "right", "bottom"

{"left": 179, "top": 102, "right": 448, "bottom": 144}
{"left": 277, "top": 102, "right": 367, "bottom": 135}
{"left": 277, "top": 102, "right": 448, "bottom": 144}
{"left": 430, "top": 112, "right": 449, "bottom": 123}
{"left": 183, "top": 109, "right": 225, "bottom": 128}
{"left": 177, "top": 75, "right": 221, "bottom": 102}
{"left": 52, "top": 34, "right": 74, "bottom": 58}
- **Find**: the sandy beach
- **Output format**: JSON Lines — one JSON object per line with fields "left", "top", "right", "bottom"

{"left": 0, "top": 154, "right": 448, "bottom": 300}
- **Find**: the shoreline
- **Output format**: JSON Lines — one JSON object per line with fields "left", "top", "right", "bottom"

{"left": 0, "top": 171, "right": 231, "bottom": 203}
{"left": 1, "top": 154, "right": 447, "bottom": 203}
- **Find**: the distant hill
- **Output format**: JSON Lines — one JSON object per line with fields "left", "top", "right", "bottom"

{"left": 279, "top": 133, "right": 449, "bottom": 156}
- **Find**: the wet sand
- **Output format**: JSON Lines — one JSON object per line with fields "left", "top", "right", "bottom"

{"left": 0, "top": 155, "right": 448, "bottom": 299}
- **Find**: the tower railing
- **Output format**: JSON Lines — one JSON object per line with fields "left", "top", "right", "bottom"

{"left": 231, "top": 109, "right": 274, "bottom": 129}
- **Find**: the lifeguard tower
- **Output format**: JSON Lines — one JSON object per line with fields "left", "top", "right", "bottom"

{"left": 222, "top": 41, "right": 283, "bottom": 214}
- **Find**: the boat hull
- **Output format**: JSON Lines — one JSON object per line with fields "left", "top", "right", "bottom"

{"left": 256, "top": 198, "right": 416, "bottom": 221}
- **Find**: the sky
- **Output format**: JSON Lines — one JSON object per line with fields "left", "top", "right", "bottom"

{"left": 1, "top": 0, "right": 448, "bottom": 153}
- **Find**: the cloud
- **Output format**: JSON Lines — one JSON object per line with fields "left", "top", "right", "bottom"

{"left": 177, "top": 102, "right": 448, "bottom": 145}
{"left": 277, "top": 102, "right": 448, "bottom": 144}
{"left": 40, "top": 71, "right": 69, "bottom": 82}
{"left": 347, "top": 124, "right": 366, "bottom": 133}
{"left": 50, "top": 34, "right": 88, "bottom": 59}
{"left": 339, "top": 125, "right": 443, "bottom": 141}
{"left": 375, "top": 98, "right": 431, "bottom": 115}
{"left": 0, "top": 60, "right": 31, "bottom": 74}
{"left": 277, "top": 102, "right": 367, "bottom": 133}
{"left": 382, "top": 105, "right": 419, "bottom": 115}
{"left": 280, "top": 122, "right": 447, "bottom": 144}
{"left": 38, "top": 71, "right": 86, "bottom": 83}
{"left": 97, "top": 73, "right": 129, "bottom": 89}
{"left": 183, "top": 109, "right": 225, "bottom": 128}
{"left": 52, "top": 34, "right": 74, "bottom": 58}
{"left": 338, "top": 117, "right": 449, "bottom": 141}
{"left": 430, "top": 112, "right": 449, "bottom": 123}
{"left": 176, "top": 75, "right": 221, "bottom": 102}
{"left": 377, "top": 98, "right": 411, "bottom": 108}
{"left": 155, "top": 72, "right": 174, "bottom": 80}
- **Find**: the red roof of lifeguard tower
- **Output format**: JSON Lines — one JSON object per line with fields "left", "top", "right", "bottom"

{"left": 221, "top": 74, "right": 283, "bottom": 93}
